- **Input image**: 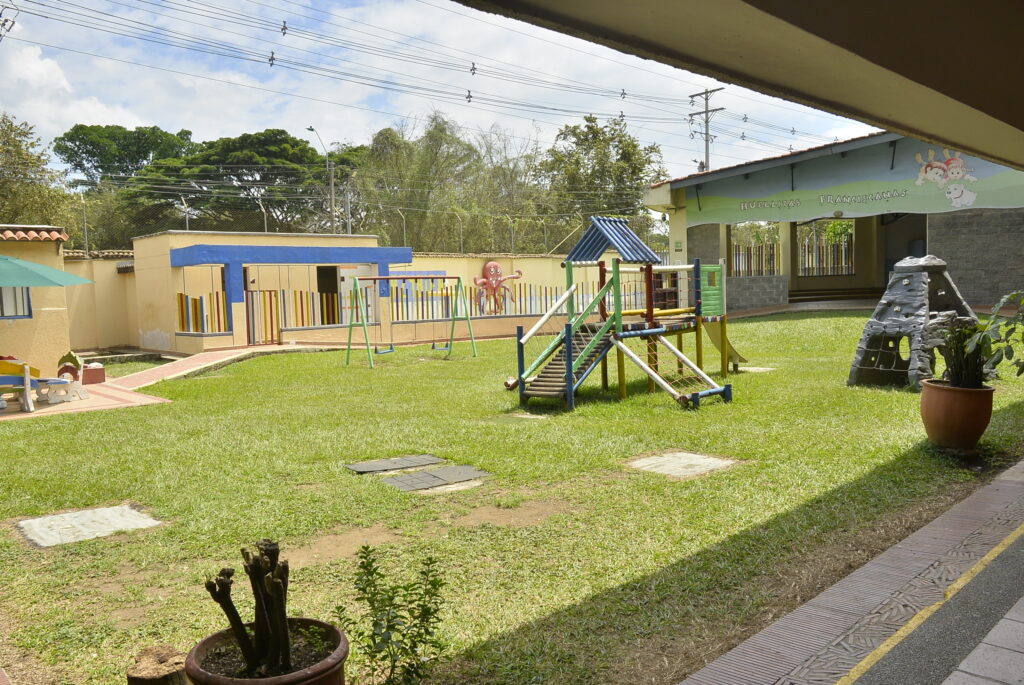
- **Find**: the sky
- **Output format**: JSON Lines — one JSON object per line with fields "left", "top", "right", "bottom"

{"left": 0, "top": 0, "right": 878, "bottom": 181}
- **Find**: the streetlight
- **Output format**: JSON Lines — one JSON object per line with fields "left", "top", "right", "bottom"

{"left": 307, "top": 125, "right": 336, "bottom": 233}
{"left": 395, "top": 207, "right": 407, "bottom": 247}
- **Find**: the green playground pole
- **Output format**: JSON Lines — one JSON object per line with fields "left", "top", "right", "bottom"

{"left": 565, "top": 261, "right": 575, "bottom": 322}
{"left": 352, "top": 279, "right": 374, "bottom": 368}
{"left": 448, "top": 277, "right": 478, "bottom": 357}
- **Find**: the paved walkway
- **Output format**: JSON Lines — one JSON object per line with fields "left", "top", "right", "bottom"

{"left": 680, "top": 460, "right": 1024, "bottom": 685}
{"left": 0, "top": 345, "right": 337, "bottom": 421}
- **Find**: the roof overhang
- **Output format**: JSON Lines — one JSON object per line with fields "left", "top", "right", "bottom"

{"left": 453, "top": 0, "right": 1024, "bottom": 170}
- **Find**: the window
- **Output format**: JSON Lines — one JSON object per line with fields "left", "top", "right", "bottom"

{"left": 0, "top": 287, "right": 31, "bottom": 318}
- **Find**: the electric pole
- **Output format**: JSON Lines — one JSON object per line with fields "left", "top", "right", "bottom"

{"left": 344, "top": 181, "right": 352, "bottom": 235}
{"left": 688, "top": 87, "right": 724, "bottom": 171}
{"left": 307, "top": 126, "right": 336, "bottom": 233}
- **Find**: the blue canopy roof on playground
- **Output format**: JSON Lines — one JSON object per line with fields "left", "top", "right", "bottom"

{"left": 566, "top": 216, "right": 662, "bottom": 264}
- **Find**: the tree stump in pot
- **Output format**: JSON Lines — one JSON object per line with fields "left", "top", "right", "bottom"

{"left": 126, "top": 645, "right": 188, "bottom": 685}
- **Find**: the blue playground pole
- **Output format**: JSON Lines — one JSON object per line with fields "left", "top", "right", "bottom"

{"left": 516, "top": 326, "right": 526, "bottom": 406}
{"left": 564, "top": 322, "right": 575, "bottom": 411}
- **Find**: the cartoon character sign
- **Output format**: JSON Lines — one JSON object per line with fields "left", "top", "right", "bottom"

{"left": 915, "top": 149, "right": 950, "bottom": 187}
{"left": 473, "top": 261, "right": 522, "bottom": 315}
{"left": 942, "top": 149, "right": 977, "bottom": 183}
{"left": 945, "top": 183, "right": 977, "bottom": 208}
{"left": 915, "top": 147, "right": 979, "bottom": 207}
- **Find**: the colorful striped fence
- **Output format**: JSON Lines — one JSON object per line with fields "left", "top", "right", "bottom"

{"left": 800, "top": 236, "right": 855, "bottom": 276}
{"left": 732, "top": 243, "right": 780, "bottom": 276}
{"left": 176, "top": 292, "right": 230, "bottom": 333}
{"left": 386, "top": 280, "right": 648, "bottom": 323}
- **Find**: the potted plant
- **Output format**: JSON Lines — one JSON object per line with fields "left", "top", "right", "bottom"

{"left": 920, "top": 292, "right": 1023, "bottom": 451}
{"left": 920, "top": 317, "right": 994, "bottom": 451}
{"left": 185, "top": 540, "right": 349, "bottom": 684}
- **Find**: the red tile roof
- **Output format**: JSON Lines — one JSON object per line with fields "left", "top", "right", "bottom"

{"left": 0, "top": 225, "right": 69, "bottom": 242}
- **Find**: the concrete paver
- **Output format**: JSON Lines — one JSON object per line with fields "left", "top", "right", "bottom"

{"left": 631, "top": 452, "right": 733, "bottom": 479}
{"left": 956, "top": 643, "right": 1024, "bottom": 684}
{"left": 17, "top": 505, "right": 161, "bottom": 547}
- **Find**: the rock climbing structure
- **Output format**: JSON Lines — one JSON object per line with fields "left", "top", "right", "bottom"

{"left": 848, "top": 255, "right": 975, "bottom": 388}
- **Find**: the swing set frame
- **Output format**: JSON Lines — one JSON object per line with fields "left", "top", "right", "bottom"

{"left": 344, "top": 275, "right": 478, "bottom": 368}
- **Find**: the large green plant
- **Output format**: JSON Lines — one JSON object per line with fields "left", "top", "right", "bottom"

{"left": 943, "top": 319, "right": 989, "bottom": 388}
{"left": 975, "top": 291, "right": 1024, "bottom": 377}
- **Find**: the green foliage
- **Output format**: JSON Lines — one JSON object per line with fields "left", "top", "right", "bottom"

{"left": 0, "top": 112, "right": 76, "bottom": 229}
{"left": 125, "top": 129, "right": 325, "bottom": 232}
{"left": 53, "top": 124, "right": 198, "bottom": 184}
{"left": 797, "top": 219, "right": 853, "bottom": 244}
{"left": 334, "top": 546, "right": 445, "bottom": 685}
{"left": 978, "top": 291, "right": 1024, "bottom": 377}
{"left": 944, "top": 319, "right": 989, "bottom": 388}
{"left": 732, "top": 221, "right": 779, "bottom": 246}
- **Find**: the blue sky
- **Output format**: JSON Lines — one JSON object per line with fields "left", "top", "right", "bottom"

{"left": 0, "top": 0, "right": 876, "bottom": 179}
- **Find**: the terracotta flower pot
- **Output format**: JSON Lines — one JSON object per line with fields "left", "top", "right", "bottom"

{"left": 920, "top": 379, "right": 995, "bottom": 451}
{"left": 185, "top": 618, "right": 348, "bottom": 685}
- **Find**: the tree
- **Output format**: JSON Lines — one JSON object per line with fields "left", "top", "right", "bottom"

{"left": 124, "top": 129, "right": 326, "bottom": 233}
{"left": 53, "top": 124, "right": 200, "bottom": 184}
{"left": 539, "top": 115, "right": 667, "bottom": 244}
{"left": 0, "top": 112, "right": 76, "bottom": 230}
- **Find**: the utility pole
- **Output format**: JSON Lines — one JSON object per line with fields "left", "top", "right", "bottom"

{"left": 257, "top": 198, "right": 268, "bottom": 232}
{"left": 688, "top": 87, "right": 724, "bottom": 171}
{"left": 344, "top": 181, "right": 352, "bottom": 235}
{"left": 307, "top": 126, "right": 336, "bottom": 233}
{"left": 79, "top": 192, "right": 90, "bottom": 254}
{"left": 180, "top": 195, "right": 190, "bottom": 231}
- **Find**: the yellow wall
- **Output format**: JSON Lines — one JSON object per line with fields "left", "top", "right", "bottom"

{"left": 64, "top": 258, "right": 137, "bottom": 350}
{"left": 0, "top": 241, "right": 72, "bottom": 376}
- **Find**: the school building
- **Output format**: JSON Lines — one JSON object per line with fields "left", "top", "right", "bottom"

{"left": 646, "top": 132, "right": 1024, "bottom": 311}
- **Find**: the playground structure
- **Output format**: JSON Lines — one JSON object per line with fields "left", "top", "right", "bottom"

{"left": 345, "top": 275, "right": 477, "bottom": 368}
{"left": 512, "top": 216, "right": 741, "bottom": 409}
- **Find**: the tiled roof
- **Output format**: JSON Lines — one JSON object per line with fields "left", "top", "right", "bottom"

{"left": 0, "top": 226, "right": 69, "bottom": 242}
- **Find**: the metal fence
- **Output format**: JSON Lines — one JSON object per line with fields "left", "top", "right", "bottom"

{"left": 799, "top": 235, "right": 855, "bottom": 276}
{"left": 731, "top": 243, "right": 780, "bottom": 276}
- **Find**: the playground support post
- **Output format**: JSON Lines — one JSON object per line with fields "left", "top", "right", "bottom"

{"left": 564, "top": 322, "right": 575, "bottom": 410}
{"left": 564, "top": 261, "right": 575, "bottom": 321}
{"left": 617, "top": 347, "right": 626, "bottom": 399}
{"left": 720, "top": 316, "right": 729, "bottom": 378}
{"left": 516, "top": 325, "right": 526, "bottom": 405}
{"left": 694, "top": 258, "right": 704, "bottom": 370}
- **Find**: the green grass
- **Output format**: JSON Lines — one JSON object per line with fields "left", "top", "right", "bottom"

{"left": 102, "top": 359, "right": 169, "bottom": 378}
{"left": 0, "top": 311, "right": 1021, "bottom": 684}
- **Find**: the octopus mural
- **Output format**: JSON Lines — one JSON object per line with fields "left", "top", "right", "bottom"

{"left": 474, "top": 261, "right": 523, "bottom": 315}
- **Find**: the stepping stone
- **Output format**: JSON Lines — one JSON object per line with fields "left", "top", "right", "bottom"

{"left": 346, "top": 454, "right": 443, "bottom": 473}
{"left": 630, "top": 452, "right": 734, "bottom": 479}
{"left": 17, "top": 505, "right": 161, "bottom": 547}
{"left": 382, "top": 465, "right": 491, "bottom": 492}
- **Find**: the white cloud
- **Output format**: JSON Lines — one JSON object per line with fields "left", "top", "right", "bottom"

{"left": 0, "top": 0, "right": 877, "bottom": 178}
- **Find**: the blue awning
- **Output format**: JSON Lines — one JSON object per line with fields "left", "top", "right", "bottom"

{"left": 565, "top": 216, "right": 661, "bottom": 264}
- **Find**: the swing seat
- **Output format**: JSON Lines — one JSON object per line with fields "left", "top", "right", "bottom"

{"left": 431, "top": 342, "right": 450, "bottom": 352}
{"left": 374, "top": 344, "right": 395, "bottom": 355}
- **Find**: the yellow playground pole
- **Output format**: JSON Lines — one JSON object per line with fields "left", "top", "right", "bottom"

{"left": 601, "top": 356, "right": 609, "bottom": 390}
{"left": 720, "top": 315, "right": 729, "bottom": 378}
{"left": 676, "top": 330, "right": 684, "bottom": 375}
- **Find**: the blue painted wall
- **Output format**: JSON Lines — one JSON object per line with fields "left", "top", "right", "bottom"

{"left": 169, "top": 244, "right": 413, "bottom": 302}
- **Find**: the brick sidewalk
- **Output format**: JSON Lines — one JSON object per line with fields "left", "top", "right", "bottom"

{"left": 681, "top": 460, "right": 1024, "bottom": 685}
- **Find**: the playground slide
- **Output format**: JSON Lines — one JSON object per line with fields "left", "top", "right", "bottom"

{"left": 703, "top": 321, "right": 747, "bottom": 365}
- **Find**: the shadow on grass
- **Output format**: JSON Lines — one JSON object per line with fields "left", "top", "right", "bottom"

{"left": 434, "top": 399, "right": 1024, "bottom": 685}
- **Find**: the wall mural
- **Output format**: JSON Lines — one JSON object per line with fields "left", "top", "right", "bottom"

{"left": 473, "top": 261, "right": 522, "bottom": 315}
{"left": 682, "top": 136, "right": 1024, "bottom": 226}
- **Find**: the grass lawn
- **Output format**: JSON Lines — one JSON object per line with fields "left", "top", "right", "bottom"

{"left": 1, "top": 310, "right": 1021, "bottom": 684}
{"left": 102, "top": 359, "right": 170, "bottom": 378}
